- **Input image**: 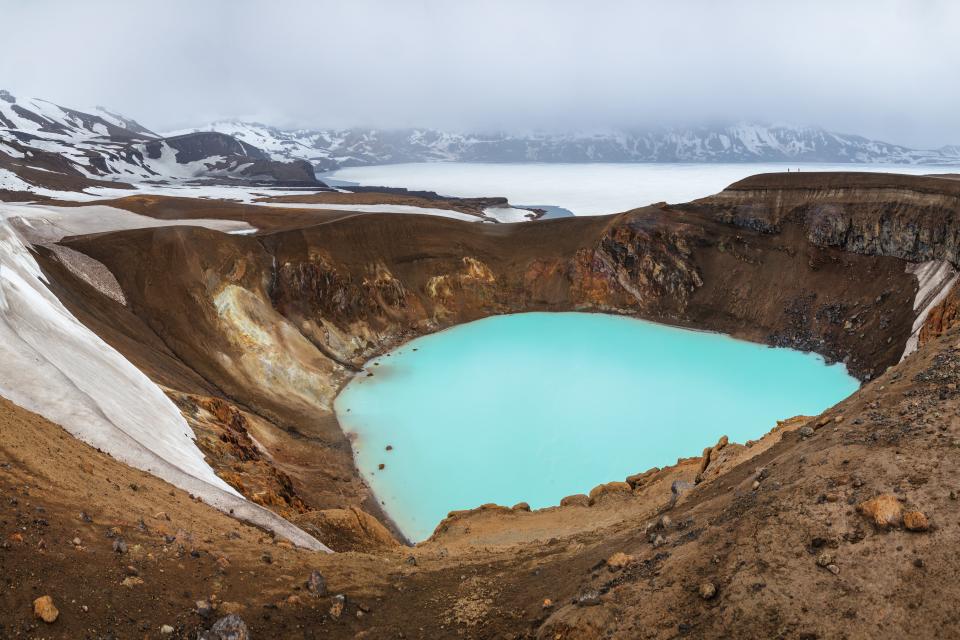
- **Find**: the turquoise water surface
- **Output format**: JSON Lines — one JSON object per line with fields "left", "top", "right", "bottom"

{"left": 334, "top": 312, "right": 859, "bottom": 541}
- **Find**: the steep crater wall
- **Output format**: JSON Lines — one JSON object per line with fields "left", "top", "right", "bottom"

{"left": 48, "top": 173, "right": 957, "bottom": 546}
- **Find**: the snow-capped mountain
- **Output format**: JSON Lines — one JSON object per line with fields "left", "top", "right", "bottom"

{"left": 0, "top": 90, "right": 319, "bottom": 197}
{"left": 173, "top": 121, "right": 960, "bottom": 171}
{"left": 4, "top": 87, "right": 960, "bottom": 199}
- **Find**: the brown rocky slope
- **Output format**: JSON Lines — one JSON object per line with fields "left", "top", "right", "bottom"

{"left": 4, "top": 171, "right": 960, "bottom": 637}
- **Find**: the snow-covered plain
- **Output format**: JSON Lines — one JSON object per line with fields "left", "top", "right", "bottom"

{"left": 327, "top": 162, "right": 960, "bottom": 216}
{"left": 0, "top": 202, "right": 327, "bottom": 551}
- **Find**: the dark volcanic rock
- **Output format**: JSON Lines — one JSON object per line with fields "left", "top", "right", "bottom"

{"left": 201, "top": 614, "right": 249, "bottom": 640}
{"left": 688, "top": 172, "right": 960, "bottom": 263}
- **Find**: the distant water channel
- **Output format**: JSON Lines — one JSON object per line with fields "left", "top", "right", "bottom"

{"left": 334, "top": 312, "right": 859, "bottom": 541}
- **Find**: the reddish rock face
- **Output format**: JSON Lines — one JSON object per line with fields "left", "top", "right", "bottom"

{"left": 920, "top": 281, "right": 960, "bottom": 345}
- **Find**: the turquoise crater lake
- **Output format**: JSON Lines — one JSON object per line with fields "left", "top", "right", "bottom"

{"left": 334, "top": 312, "right": 859, "bottom": 541}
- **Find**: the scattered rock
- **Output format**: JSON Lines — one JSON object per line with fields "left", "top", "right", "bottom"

{"left": 542, "top": 598, "right": 554, "bottom": 609}
{"left": 606, "top": 552, "right": 634, "bottom": 571}
{"left": 575, "top": 588, "right": 602, "bottom": 607}
{"left": 329, "top": 594, "right": 346, "bottom": 619}
{"left": 588, "top": 481, "right": 632, "bottom": 504}
{"left": 306, "top": 569, "right": 327, "bottom": 596}
{"left": 858, "top": 494, "right": 903, "bottom": 528}
{"left": 816, "top": 552, "right": 834, "bottom": 568}
{"left": 652, "top": 534, "right": 667, "bottom": 548}
{"left": 799, "top": 426, "right": 815, "bottom": 438}
{"left": 696, "top": 435, "right": 729, "bottom": 482}
{"left": 33, "top": 595, "right": 58, "bottom": 623}
{"left": 121, "top": 576, "right": 144, "bottom": 588}
{"left": 218, "top": 602, "right": 244, "bottom": 615}
{"left": 112, "top": 538, "right": 127, "bottom": 554}
{"left": 699, "top": 582, "right": 717, "bottom": 600}
{"left": 201, "top": 613, "right": 249, "bottom": 640}
{"left": 160, "top": 624, "right": 174, "bottom": 635}
{"left": 71, "top": 537, "right": 81, "bottom": 546}
{"left": 671, "top": 480, "right": 695, "bottom": 505}
{"left": 903, "top": 510, "right": 930, "bottom": 531}
{"left": 560, "top": 494, "right": 590, "bottom": 507}
{"left": 626, "top": 467, "right": 659, "bottom": 489}
{"left": 196, "top": 600, "right": 214, "bottom": 617}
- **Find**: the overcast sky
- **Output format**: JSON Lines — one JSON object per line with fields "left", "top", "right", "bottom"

{"left": 2, "top": 0, "right": 958, "bottom": 147}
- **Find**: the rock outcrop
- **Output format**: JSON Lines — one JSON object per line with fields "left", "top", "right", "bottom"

{"left": 687, "top": 172, "right": 960, "bottom": 263}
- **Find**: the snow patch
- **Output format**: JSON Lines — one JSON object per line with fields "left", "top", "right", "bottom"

{"left": 2, "top": 203, "right": 255, "bottom": 241}
{"left": 482, "top": 205, "right": 537, "bottom": 223}
{"left": 0, "top": 203, "right": 328, "bottom": 551}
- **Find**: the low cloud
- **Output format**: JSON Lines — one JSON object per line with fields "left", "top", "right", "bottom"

{"left": 2, "top": 0, "right": 958, "bottom": 147}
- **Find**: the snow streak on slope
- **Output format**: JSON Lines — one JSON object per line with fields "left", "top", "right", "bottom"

{"left": 2, "top": 203, "right": 256, "bottom": 240}
{"left": 0, "top": 205, "right": 328, "bottom": 551}
{"left": 902, "top": 260, "right": 959, "bottom": 360}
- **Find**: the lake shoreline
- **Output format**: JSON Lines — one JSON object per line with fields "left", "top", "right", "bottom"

{"left": 333, "top": 312, "right": 858, "bottom": 542}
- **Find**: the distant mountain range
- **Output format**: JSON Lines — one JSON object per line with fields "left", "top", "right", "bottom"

{"left": 171, "top": 121, "right": 960, "bottom": 171}
{"left": 3, "top": 87, "right": 960, "bottom": 199}
{"left": 0, "top": 90, "right": 319, "bottom": 197}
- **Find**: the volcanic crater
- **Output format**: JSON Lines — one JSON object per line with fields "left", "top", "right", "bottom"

{"left": 5, "top": 171, "right": 960, "bottom": 638}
